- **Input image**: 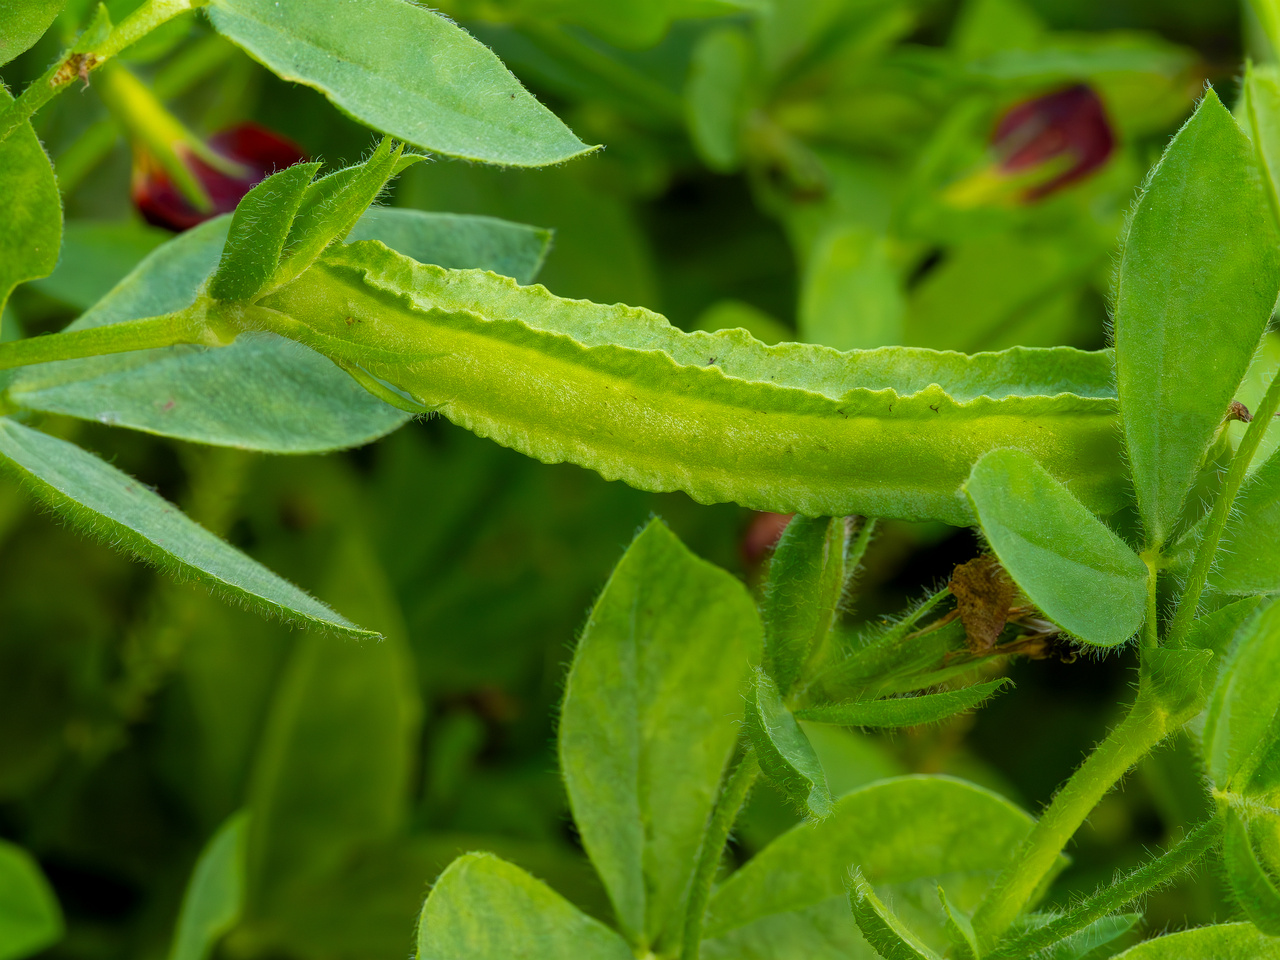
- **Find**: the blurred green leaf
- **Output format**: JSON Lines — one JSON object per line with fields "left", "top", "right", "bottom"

{"left": 206, "top": 0, "right": 597, "bottom": 166}
{"left": 209, "top": 162, "right": 319, "bottom": 303}
{"left": 1223, "top": 808, "right": 1280, "bottom": 937}
{"left": 686, "top": 26, "right": 753, "bottom": 171}
{"left": 849, "top": 868, "right": 941, "bottom": 960}
{"left": 0, "top": 1, "right": 61, "bottom": 65}
{"left": 796, "top": 680, "right": 1011, "bottom": 728}
{"left": 965, "top": 448, "right": 1147, "bottom": 647}
{"left": 0, "top": 840, "right": 62, "bottom": 960}
{"left": 937, "top": 886, "right": 979, "bottom": 960}
{"left": 799, "top": 225, "right": 903, "bottom": 350}
{"left": 1214, "top": 449, "right": 1280, "bottom": 596}
{"left": 559, "top": 519, "right": 758, "bottom": 950}
{"left": 1109, "top": 924, "right": 1280, "bottom": 958}
{"left": 28, "top": 220, "right": 169, "bottom": 311}
{"left": 0, "top": 417, "right": 374, "bottom": 637}
{"left": 951, "top": 0, "right": 1043, "bottom": 62}
{"left": 169, "top": 812, "right": 247, "bottom": 960}
{"left": 0, "top": 88, "right": 60, "bottom": 316}
{"left": 1035, "top": 913, "right": 1140, "bottom": 960}
{"left": 747, "top": 669, "right": 834, "bottom": 819}
{"left": 1112, "top": 88, "right": 1280, "bottom": 548}
{"left": 417, "top": 853, "right": 631, "bottom": 960}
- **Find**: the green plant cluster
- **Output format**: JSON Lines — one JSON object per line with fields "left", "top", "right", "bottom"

{"left": 3, "top": 1, "right": 1280, "bottom": 959}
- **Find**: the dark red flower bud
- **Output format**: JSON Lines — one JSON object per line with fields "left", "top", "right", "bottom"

{"left": 741, "top": 511, "right": 794, "bottom": 568}
{"left": 132, "top": 122, "right": 308, "bottom": 232}
{"left": 991, "top": 84, "right": 1115, "bottom": 201}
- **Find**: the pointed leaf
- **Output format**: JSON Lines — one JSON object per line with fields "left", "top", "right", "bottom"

{"left": 849, "top": 869, "right": 942, "bottom": 960}
{"left": 206, "top": 0, "right": 596, "bottom": 167}
{"left": 0, "top": 1, "right": 63, "bottom": 65}
{"left": 0, "top": 840, "right": 62, "bottom": 960}
{"left": 762, "top": 515, "right": 847, "bottom": 695}
{"left": 209, "top": 162, "right": 319, "bottom": 303}
{"left": 417, "top": 853, "right": 632, "bottom": 960}
{"left": 1110, "top": 923, "right": 1280, "bottom": 958}
{"left": 1214, "top": 449, "right": 1280, "bottom": 596}
{"left": 0, "top": 418, "right": 373, "bottom": 637}
{"left": 1223, "top": 809, "right": 1280, "bottom": 937}
{"left": 558, "top": 519, "right": 758, "bottom": 950}
{"left": 1039, "top": 913, "right": 1141, "bottom": 960}
{"left": 169, "top": 813, "right": 248, "bottom": 960}
{"left": 746, "top": 669, "right": 834, "bottom": 819}
{"left": 965, "top": 448, "right": 1147, "bottom": 647}
{"left": 1112, "top": 88, "right": 1280, "bottom": 547}
{"left": 796, "top": 680, "right": 1011, "bottom": 728}
{"left": 686, "top": 27, "right": 752, "bottom": 171}
{"left": 0, "top": 87, "right": 60, "bottom": 315}
{"left": 800, "top": 225, "right": 904, "bottom": 351}
{"left": 937, "top": 887, "right": 978, "bottom": 960}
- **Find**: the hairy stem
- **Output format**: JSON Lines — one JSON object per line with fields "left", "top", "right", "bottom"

{"left": 1167, "top": 367, "right": 1280, "bottom": 649}
{"left": 1142, "top": 553, "right": 1159, "bottom": 649}
{"left": 0, "top": 313, "right": 209, "bottom": 373}
{"left": 970, "top": 698, "right": 1170, "bottom": 948}
{"left": 0, "top": 0, "right": 209, "bottom": 144}
{"left": 680, "top": 746, "right": 760, "bottom": 960}
{"left": 984, "top": 817, "right": 1223, "bottom": 959}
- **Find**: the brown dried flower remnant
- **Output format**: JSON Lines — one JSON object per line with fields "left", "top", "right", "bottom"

{"left": 1227, "top": 400, "right": 1253, "bottom": 424}
{"left": 948, "top": 555, "right": 1015, "bottom": 654}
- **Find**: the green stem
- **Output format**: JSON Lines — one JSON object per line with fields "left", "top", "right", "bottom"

{"left": 984, "top": 817, "right": 1223, "bottom": 960}
{"left": 1141, "top": 553, "right": 1159, "bottom": 650}
{"left": 680, "top": 746, "right": 760, "bottom": 960}
{"left": 0, "top": 0, "right": 209, "bottom": 144}
{"left": 970, "top": 697, "right": 1170, "bottom": 949}
{"left": 1167, "top": 367, "right": 1280, "bottom": 649}
{"left": 0, "top": 312, "right": 208, "bottom": 372}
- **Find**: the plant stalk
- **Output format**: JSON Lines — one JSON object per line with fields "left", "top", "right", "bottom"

{"left": 970, "top": 698, "right": 1170, "bottom": 949}
{"left": 1167, "top": 366, "right": 1280, "bottom": 649}
{"left": 679, "top": 746, "right": 760, "bottom": 960}
{"left": 0, "top": 312, "right": 209, "bottom": 373}
{"left": 984, "top": 816, "right": 1223, "bottom": 959}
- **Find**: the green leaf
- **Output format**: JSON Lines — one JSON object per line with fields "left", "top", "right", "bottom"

{"left": 1038, "top": 913, "right": 1141, "bottom": 960}
{"left": 1223, "top": 809, "right": 1280, "bottom": 937}
{"left": 1213, "top": 450, "right": 1280, "bottom": 596}
{"left": 28, "top": 220, "right": 170, "bottom": 311}
{"left": 705, "top": 776, "right": 1048, "bottom": 939}
{"left": 937, "top": 887, "right": 978, "bottom": 960}
{"left": 1109, "top": 923, "right": 1280, "bottom": 959}
{"left": 762, "top": 515, "right": 847, "bottom": 695}
{"left": 1139, "top": 647, "right": 1213, "bottom": 726}
{"left": 256, "top": 240, "right": 1127, "bottom": 526}
{"left": 0, "top": 840, "right": 62, "bottom": 960}
{"left": 558, "top": 519, "right": 759, "bottom": 950}
{"left": 0, "top": 417, "right": 373, "bottom": 638}
{"left": 0, "top": 87, "right": 60, "bottom": 315}
{"left": 747, "top": 669, "right": 834, "bottom": 819}
{"left": 796, "top": 680, "right": 1011, "bottom": 728}
{"left": 209, "top": 162, "right": 319, "bottom": 303}
{"left": 1112, "top": 88, "right": 1280, "bottom": 548}
{"left": 416, "top": 853, "right": 632, "bottom": 960}
{"left": 206, "top": 0, "right": 596, "bottom": 167}
{"left": 800, "top": 225, "right": 904, "bottom": 351}
{"left": 169, "top": 813, "right": 248, "bottom": 960}
{"left": 848, "top": 869, "right": 942, "bottom": 960}
{"left": 7, "top": 209, "right": 550, "bottom": 453}
{"left": 0, "top": 0, "right": 63, "bottom": 66}
{"left": 686, "top": 27, "right": 752, "bottom": 171}
{"left": 245, "top": 534, "right": 420, "bottom": 908}
{"left": 271, "top": 139, "right": 421, "bottom": 292}
{"left": 965, "top": 448, "right": 1148, "bottom": 647}
{"left": 1203, "top": 599, "right": 1280, "bottom": 797}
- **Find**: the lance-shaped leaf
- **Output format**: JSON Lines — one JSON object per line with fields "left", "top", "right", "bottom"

{"left": 800, "top": 225, "right": 904, "bottom": 351}
{"left": 1213, "top": 449, "right": 1280, "bottom": 596}
{"left": 762, "top": 515, "right": 847, "bottom": 695}
{"left": 417, "top": 853, "right": 632, "bottom": 960}
{"left": 938, "top": 887, "right": 979, "bottom": 960}
{"left": 1109, "top": 923, "right": 1280, "bottom": 959}
{"left": 206, "top": 0, "right": 595, "bottom": 167}
{"left": 209, "top": 162, "right": 319, "bottom": 303}
{"left": 965, "top": 449, "right": 1147, "bottom": 647}
{"left": 1223, "top": 808, "right": 1280, "bottom": 936}
{"left": 254, "top": 240, "right": 1127, "bottom": 526}
{"left": 6, "top": 209, "right": 550, "bottom": 453}
{"left": 0, "top": 87, "right": 60, "bottom": 315}
{"left": 746, "top": 669, "right": 834, "bottom": 819}
{"left": 558, "top": 520, "right": 758, "bottom": 951}
{"left": 1112, "top": 88, "right": 1280, "bottom": 548}
{"left": 0, "top": 1, "right": 63, "bottom": 65}
{"left": 0, "top": 418, "right": 374, "bottom": 638}
{"left": 849, "top": 869, "right": 942, "bottom": 960}
{"left": 0, "top": 839, "right": 62, "bottom": 960}
{"left": 796, "top": 680, "right": 1011, "bottom": 728}
{"left": 686, "top": 26, "right": 752, "bottom": 172}
{"left": 1202, "top": 598, "right": 1280, "bottom": 798}
{"left": 169, "top": 813, "right": 248, "bottom": 960}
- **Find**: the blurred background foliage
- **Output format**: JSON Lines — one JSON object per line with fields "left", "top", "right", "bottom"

{"left": 0, "top": 0, "right": 1259, "bottom": 957}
